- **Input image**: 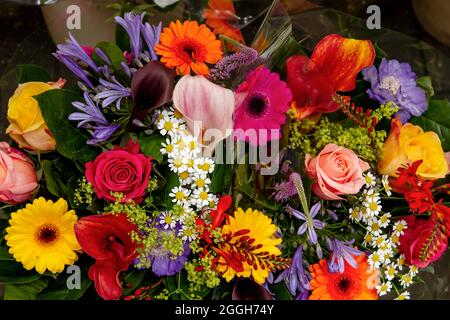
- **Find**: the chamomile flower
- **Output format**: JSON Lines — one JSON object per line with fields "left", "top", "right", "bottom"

{"left": 169, "top": 186, "right": 190, "bottom": 206}
{"left": 191, "top": 189, "right": 214, "bottom": 209}
{"left": 385, "top": 263, "right": 398, "bottom": 281}
{"left": 397, "top": 254, "right": 405, "bottom": 271}
{"left": 372, "top": 234, "right": 388, "bottom": 248}
{"left": 393, "top": 220, "right": 408, "bottom": 236}
{"left": 376, "top": 281, "right": 392, "bottom": 296}
{"left": 195, "top": 157, "right": 215, "bottom": 174}
{"left": 400, "top": 274, "right": 413, "bottom": 288}
{"left": 391, "top": 233, "right": 400, "bottom": 245}
{"left": 179, "top": 224, "right": 197, "bottom": 242}
{"left": 381, "top": 174, "right": 392, "bottom": 196}
{"left": 364, "top": 197, "right": 382, "bottom": 217}
{"left": 159, "top": 211, "right": 176, "bottom": 229}
{"left": 349, "top": 207, "right": 362, "bottom": 222}
{"left": 367, "top": 218, "right": 382, "bottom": 236}
{"left": 161, "top": 138, "right": 176, "bottom": 156}
{"left": 364, "top": 172, "right": 377, "bottom": 188}
{"left": 368, "top": 251, "right": 383, "bottom": 270}
{"left": 192, "top": 176, "right": 211, "bottom": 190}
{"left": 395, "top": 291, "right": 410, "bottom": 300}
{"left": 168, "top": 156, "right": 188, "bottom": 173}
{"left": 379, "top": 212, "right": 391, "bottom": 228}
{"left": 363, "top": 189, "right": 380, "bottom": 202}
{"left": 157, "top": 112, "right": 180, "bottom": 136}
{"left": 409, "top": 265, "right": 419, "bottom": 277}
{"left": 178, "top": 170, "right": 193, "bottom": 185}
{"left": 363, "top": 232, "right": 374, "bottom": 246}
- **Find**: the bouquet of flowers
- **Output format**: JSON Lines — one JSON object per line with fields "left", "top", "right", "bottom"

{"left": 1, "top": 0, "right": 449, "bottom": 300}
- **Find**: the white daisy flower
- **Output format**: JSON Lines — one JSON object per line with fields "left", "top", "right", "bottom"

{"left": 372, "top": 234, "right": 388, "bottom": 248}
{"left": 382, "top": 174, "right": 392, "bottom": 196}
{"left": 191, "top": 189, "right": 213, "bottom": 209}
{"left": 364, "top": 172, "right": 377, "bottom": 188}
{"left": 179, "top": 224, "right": 197, "bottom": 242}
{"left": 159, "top": 211, "right": 176, "bottom": 229}
{"left": 395, "top": 291, "right": 410, "bottom": 300}
{"left": 349, "top": 207, "right": 362, "bottom": 222}
{"left": 160, "top": 138, "right": 176, "bottom": 156}
{"left": 169, "top": 186, "right": 190, "bottom": 206}
{"left": 393, "top": 220, "right": 408, "bottom": 236}
{"left": 367, "top": 218, "right": 382, "bottom": 236}
{"left": 400, "top": 274, "right": 413, "bottom": 288}
{"left": 385, "top": 263, "right": 398, "bottom": 281}
{"left": 409, "top": 265, "right": 419, "bottom": 277}
{"left": 364, "top": 197, "right": 382, "bottom": 217}
{"left": 378, "top": 212, "right": 391, "bottom": 228}
{"left": 397, "top": 254, "right": 405, "bottom": 271}
{"left": 363, "top": 232, "right": 374, "bottom": 246}
{"left": 192, "top": 176, "right": 211, "bottom": 190}
{"left": 157, "top": 112, "right": 180, "bottom": 136}
{"left": 178, "top": 170, "right": 193, "bottom": 185}
{"left": 376, "top": 281, "right": 392, "bottom": 296}
{"left": 363, "top": 188, "right": 380, "bottom": 202}
{"left": 195, "top": 157, "right": 215, "bottom": 174}
{"left": 368, "top": 251, "right": 383, "bottom": 270}
{"left": 168, "top": 156, "right": 188, "bottom": 173}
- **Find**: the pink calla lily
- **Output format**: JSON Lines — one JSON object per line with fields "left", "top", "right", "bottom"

{"left": 173, "top": 75, "right": 235, "bottom": 155}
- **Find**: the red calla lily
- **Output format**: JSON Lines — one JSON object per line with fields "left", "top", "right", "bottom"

{"left": 287, "top": 34, "right": 375, "bottom": 119}
{"left": 74, "top": 213, "right": 138, "bottom": 300}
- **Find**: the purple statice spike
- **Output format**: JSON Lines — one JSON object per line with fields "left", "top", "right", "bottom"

{"left": 327, "top": 238, "right": 363, "bottom": 273}
{"left": 56, "top": 33, "right": 99, "bottom": 73}
{"left": 53, "top": 53, "right": 94, "bottom": 89}
{"left": 115, "top": 12, "right": 145, "bottom": 61}
{"left": 362, "top": 58, "right": 427, "bottom": 123}
{"left": 95, "top": 77, "right": 131, "bottom": 110}
{"left": 94, "top": 47, "right": 111, "bottom": 66}
{"left": 275, "top": 246, "right": 310, "bottom": 297}
{"left": 69, "top": 91, "right": 120, "bottom": 144}
{"left": 209, "top": 46, "right": 264, "bottom": 82}
{"left": 142, "top": 21, "right": 162, "bottom": 61}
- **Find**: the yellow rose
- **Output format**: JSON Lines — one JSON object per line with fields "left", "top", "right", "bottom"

{"left": 6, "top": 79, "right": 65, "bottom": 151}
{"left": 378, "top": 118, "right": 448, "bottom": 180}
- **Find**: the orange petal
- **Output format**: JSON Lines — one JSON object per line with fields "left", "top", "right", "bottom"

{"left": 309, "top": 34, "right": 375, "bottom": 92}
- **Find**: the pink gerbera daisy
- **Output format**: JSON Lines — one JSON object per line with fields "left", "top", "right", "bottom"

{"left": 233, "top": 66, "right": 292, "bottom": 146}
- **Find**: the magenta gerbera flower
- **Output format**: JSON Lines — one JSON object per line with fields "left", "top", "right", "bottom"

{"left": 233, "top": 66, "right": 292, "bottom": 146}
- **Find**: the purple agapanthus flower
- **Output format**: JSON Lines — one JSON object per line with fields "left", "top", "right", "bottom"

{"left": 94, "top": 47, "right": 111, "bottom": 66}
{"left": 362, "top": 58, "right": 427, "bottom": 123}
{"left": 275, "top": 246, "right": 310, "bottom": 298}
{"left": 55, "top": 33, "right": 99, "bottom": 73}
{"left": 68, "top": 91, "right": 120, "bottom": 144}
{"left": 209, "top": 46, "right": 265, "bottom": 83}
{"left": 53, "top": 53, "right": 94, "bottom": 88}
{"left": 94, "top": 77, "right": 131, "bottom": 109}
{"left": 134, "top": 216, "right": 190, "bottom": 277}
{"left": 141, "top": 21, "right": 162, "bottom": 61}
{"left": 286, "top": 202, "right": 325, "bottom": 245}
{"left": 115, "top": 13, "right": 144, "bottom": 61}
{"left": 326, "top": 238, "right": 363, "bottom": 273}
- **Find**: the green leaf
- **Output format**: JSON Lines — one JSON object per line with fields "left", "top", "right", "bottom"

{"left": 163, "top": 170, "right": 180, "bottom": 209}
{"left": 139, "top": 133, "right": 165, "bottom": 163}
{"left": 0, "top": 260, "right": 41, "bottom": 284}
{"left": 35, "top": 89, "right": 99, "bottom": 168}
{"left": 123, "top": 270, "right": 148, "bottom": 296}
{"left": 0, "top": 246, "right": 13, "bottom": 261}
{"left": 270, "top": 282, "right": 293, "bottom": 300}
{"left": 18, "top": 64, "right": 51, "bottom": 84}
{"left": 410, "top": 99, "right": 450, "bottom": 151}
{"left": 4, "top": 279, "right": 49, "bottom": 300}
{"left": 93, "top": 41, "right": 125, "bottom": 70}
{"left": 417, "top": 76, "right": 434, "bottom": 98}
{"left": 210, "top": 163, "right": 233, "bottom": 194}
{"left": 42, "top": 160, "right": 68, "bottom": 198}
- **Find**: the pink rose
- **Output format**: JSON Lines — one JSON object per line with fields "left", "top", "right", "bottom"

{"left": 0, "top": 142, "right": 38, "bottom": 204}
{"left": 305, "top": 144, "right": 370, "bottom": 200}
{"left": 85, "top": 140, "right": 152, "bottom": 203}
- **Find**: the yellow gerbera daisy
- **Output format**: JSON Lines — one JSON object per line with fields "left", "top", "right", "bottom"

{"left": 5, "top": 197, "right": 81, "bottom": 274}
{"left": 213, "top": 208, "right": 288, "bottom": 284}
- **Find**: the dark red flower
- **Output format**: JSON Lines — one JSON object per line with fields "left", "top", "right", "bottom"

{"left": 74, "top": 213, "right": 138, "bottom": 300}
{"left": 286, "top": 34, "right": 375, "bottom": 119}
{"left": 398, "top": 215, "right": 448, "bottom": 268}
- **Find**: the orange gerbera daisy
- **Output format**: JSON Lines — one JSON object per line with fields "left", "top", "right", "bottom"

{"left": 203, "top": 0, "right": 245, "bottom": 44}
{"left": 154, "top": 20, "right": 223, "bottom": 76}
{"left": 308, "top": 253, "right": 379, "bottom": 300}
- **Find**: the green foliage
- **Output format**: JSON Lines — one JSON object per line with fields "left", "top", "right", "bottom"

{"left": 0, "top": 260, "right": 40, "bottom": 284}
{"left": 139, "top": 132, "right": 165, "bottom": 163}
{"left": 4, "top": 279, "right": 49, "bottom": 300}
{"left": 18, "top": 64, "right": 51, "bottom": 84}
{"left": 410, "top": 99, "right": 450, "bottom": 151}
{"left": 36, "top": 89, "right": 99, "bottom": 169}
{"left": 417, "top": 76, "right": 435, "bottom": 98}
{"left": 42, "top": 160, "right": 68, "bottom": 198}
{"left": 210, "top": 163, "right": 233, "bottom": 194}
{"left": 93, "top": 41, "right": 126, "bottom": 71}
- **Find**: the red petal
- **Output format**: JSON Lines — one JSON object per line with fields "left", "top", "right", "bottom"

{"left": 88, "top": 258, "right": 130, "bottom": 300}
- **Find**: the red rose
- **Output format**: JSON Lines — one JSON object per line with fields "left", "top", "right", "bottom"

{"left": 398, "top": 215, "right": 448, "bottom": 268}
{"left": 85, "top": 140, "right": 152, "bottom": 203}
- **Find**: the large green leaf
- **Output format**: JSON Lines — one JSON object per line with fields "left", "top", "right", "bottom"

{"left": 0, "top": 260, "right": 40, "bottom": 284}
{"left": 410, "top": 99, "right": 450, "bottom": 151}
{"left": 18, "top": 64, "right": 51, "bottom": 84}
{"left": 139, "top": 133, "right": 165, "bottom": 163}
{"left": 41, "top": 160, "right": 68, "bottom": 198}
{"left": 0, "top": 246, "right": 13, "bottom": 261}
{"left": 4, "top": 279, "right": 49, "bottom": 300}
{"left": 210, "top": 163, "right": 233, "bottom": 194}
{"left": 35, "top": 89, "right": 99, "bottom": 168}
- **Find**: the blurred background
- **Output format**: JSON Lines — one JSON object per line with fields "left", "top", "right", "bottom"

{"left": 0, "top": 0, "right": 449, "bottom": 299}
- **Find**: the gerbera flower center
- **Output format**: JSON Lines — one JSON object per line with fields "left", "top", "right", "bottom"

{"left": 35, "top": 223, "right": 60, "bottom": 246}
{"left": 178, "top": 40, "right": 204, "bottom": 62}
{"left": 336, "top": 277, "right": 353, "bottom": 293}
{"left": 245, "top": 93, "right": 269, "bottom": 118}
